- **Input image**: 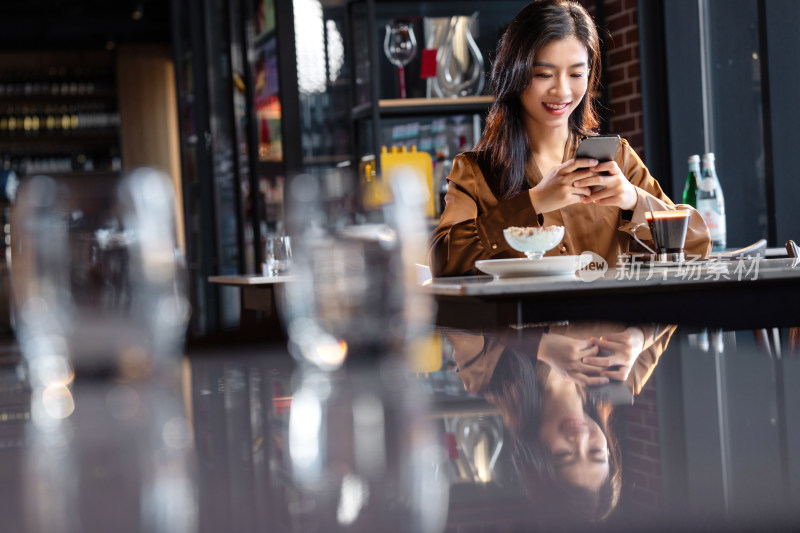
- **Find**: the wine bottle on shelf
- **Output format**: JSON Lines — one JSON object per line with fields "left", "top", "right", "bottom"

{"left": 696, "top": 152, "right": 726, "bottom": 252}
{"left": 682, "top": 154, "right": 700, "bottom": 207}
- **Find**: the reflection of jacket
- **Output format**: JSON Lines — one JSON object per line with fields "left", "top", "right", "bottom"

{"left": 450, "top": 323, "right": 677, "bottom": 396}
{"left": 448, "top": 328, "right": 540, "bottom": 394}
{"left": 429, "top": 136, "right": 711, "bottom": 277}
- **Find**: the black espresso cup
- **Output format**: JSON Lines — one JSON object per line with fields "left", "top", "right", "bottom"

{"left": 632, "top": 209, "right": 691, "bottom": 262}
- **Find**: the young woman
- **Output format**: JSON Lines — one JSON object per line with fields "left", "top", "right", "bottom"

{"left": 447, "top": 325, "right": 621, "bottom": 526}
{"left": 429, "top": 0, "right": 710, "bottom": 277}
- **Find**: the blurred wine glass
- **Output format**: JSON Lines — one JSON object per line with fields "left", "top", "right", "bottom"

{"left": 383, "top": 22, "right": 417, "bottom": 99}
{"left": 279, "top": 169, "right": 447, "bottom": 531}
{"left": 10, "top": 168, "right": 190, "bottom": 383}
{"left": 10, "top": 169, "right": 195, "bottom": 533}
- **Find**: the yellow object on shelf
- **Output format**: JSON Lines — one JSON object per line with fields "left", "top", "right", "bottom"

{"left": 379, "top": 145, "right": 435, "bottom": 217}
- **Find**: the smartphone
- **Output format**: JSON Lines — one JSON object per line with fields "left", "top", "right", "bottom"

{"left": 575, "top": 134, "right": 621, "bottom": 192}
{"left": 586, "top": 381, "right": 634, "bottom": 406}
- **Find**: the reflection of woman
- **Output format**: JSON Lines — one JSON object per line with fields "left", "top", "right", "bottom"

{"left": 449, "top": 328, "right": 619, "bottom": 525}
{"left": 429, "top": 0, "right": 710, "bottom": 277}
{"left": 447, "top": 321, "right": 675, "bottom": 526}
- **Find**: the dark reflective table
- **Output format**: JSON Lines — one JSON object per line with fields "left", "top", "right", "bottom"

{"left": 0, "top": 320, "right": 798, "bottom": 532}
{"left": 429, "top": 258, "right": 800, "bottom": 329}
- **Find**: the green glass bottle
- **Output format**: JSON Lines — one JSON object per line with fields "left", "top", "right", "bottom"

{"left": 682, "top": 154, "right": 700, "bottom": 207}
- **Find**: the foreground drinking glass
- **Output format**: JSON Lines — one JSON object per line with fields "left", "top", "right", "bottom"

{"left": 11, "top": 169, "right": 190, "bottom": 380}
{"left": 10, "top": 168, "right": 195, "bottom": 533}
{"left": 280, "top": 170, "right": 447, "bottom": 532}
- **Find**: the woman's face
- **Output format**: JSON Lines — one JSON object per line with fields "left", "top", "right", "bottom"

{"left": 538, "top": 410, "right": 609, "bottom": 490}
{"left": 520, "top": 36, "right": 589, "bottom": 133}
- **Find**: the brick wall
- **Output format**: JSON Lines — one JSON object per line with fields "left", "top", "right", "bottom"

{"left": 602, "top": 0, "right": 644, "bottom": 158}
{"left": 621, "top": 380, "right": 663, "bottom": 513}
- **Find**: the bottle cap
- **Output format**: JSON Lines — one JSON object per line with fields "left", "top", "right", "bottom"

{"left": 688, "top": 154, "right": 700, "bottom": 164}
{"left": 702, "top": 152, "right": 715, "bottom": 162}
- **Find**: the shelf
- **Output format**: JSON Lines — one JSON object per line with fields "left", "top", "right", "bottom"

{"left": 302, "top": 154, "right": 352, "bottom": 166}
{"left": 0, "top": 90, "right": 117, "bottom": 103}
{"left": 0, "top": 129, "right": 118, "bottom": 143}
{"left": 351, "top": 95, "right": 493, "bottom": 120}
{"left": 0, "top": 135, "right": 119, "bottom": 153}
{"left": 36, "top": 169, "right": 120, "bottom": 178}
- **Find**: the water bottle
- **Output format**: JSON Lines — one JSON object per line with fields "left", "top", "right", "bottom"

{"left": 682, "top": 154, "right": 700, "bottom": 207}
{"left": 696, "top": 152, "right": 726, "bottom": 251}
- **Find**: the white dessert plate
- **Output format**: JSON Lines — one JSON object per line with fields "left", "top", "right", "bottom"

{"left": 475, "top": 256, "right": 586, "bottom": 278}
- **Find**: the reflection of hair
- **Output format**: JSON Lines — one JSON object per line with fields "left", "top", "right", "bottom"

{"left": 484, "top": 350, "right": 620, "bottom": 527}
{"left": 475, "top": 0, "right": 601, "bottom": 200}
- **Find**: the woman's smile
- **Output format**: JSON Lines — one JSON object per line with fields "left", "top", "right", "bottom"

{"left": 543, "top": 101, "right": 572, "bottom": 115}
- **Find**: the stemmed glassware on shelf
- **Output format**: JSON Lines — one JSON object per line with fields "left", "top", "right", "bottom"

{"left": 383, "top": 21, "right": 417, "bottom": 99}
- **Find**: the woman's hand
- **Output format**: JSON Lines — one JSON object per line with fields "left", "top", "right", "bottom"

{"left": 537, "top": 333, "right": 609, "bottom": 386}
{"left": 573, "top": 160, "right": 638, "bottom": 210}
{"left": 529, "top": 158, "right": 598, "bottom": 214}
{"left": 581, "top": 327, "right": 646, "bottom": 382}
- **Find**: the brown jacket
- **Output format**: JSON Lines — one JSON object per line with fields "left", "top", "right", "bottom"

{"left": 429, "top": 137, "right": 711, "bottom": 277}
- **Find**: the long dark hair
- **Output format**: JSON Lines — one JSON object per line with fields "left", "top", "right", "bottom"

{"left": 475, "top": 0, "right": 602, "bottom": 199}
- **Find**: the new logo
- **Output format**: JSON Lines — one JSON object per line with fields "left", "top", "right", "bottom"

{"left": 577, "top": 251, "right": 608, "bottom": 282}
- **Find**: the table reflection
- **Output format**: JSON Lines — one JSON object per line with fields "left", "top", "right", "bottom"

{"left": 1, "top": 322, "right": 800, "bottom": 532}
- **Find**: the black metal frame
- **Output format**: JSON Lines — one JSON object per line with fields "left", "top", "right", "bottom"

{"left": 171, "top": 0, "right": 220, "bottom": 333}
{"left": 756, "top": 0, "right": 777, "bottom": 247}
{"left": 274, "top": 0, "right": 303, "bottom": 178}
{"left": 593, "top": 0, "right": 611, "bottom": 135}
{"left": 637, "top": 0, "right": 673, "bottom": 195}
{"left": 239, "top": 0, "right": 265, "bottom": 268}
{"left": 224, "top": 0, "right": 251, "bottom": 275}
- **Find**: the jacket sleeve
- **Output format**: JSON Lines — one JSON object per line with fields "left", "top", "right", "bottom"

{"left": 627, "top": 324, "right": 678, "bottom": 395}
{"left": 428, "top": 154, "right": 542, "bottom": 277}
{"left": 615, "top": 140, "right": 712, "bottom": 259}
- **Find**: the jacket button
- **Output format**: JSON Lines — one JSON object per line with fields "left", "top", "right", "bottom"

{"left": 491, "top": 243, "right": 498, "bottom": 249}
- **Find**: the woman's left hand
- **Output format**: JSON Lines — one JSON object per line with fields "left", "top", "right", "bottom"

{"left": 573, "top": 160, "right": 638, "bottom": 210}
{"left": 580, "top": 327, "right": 646, "bottom": 382}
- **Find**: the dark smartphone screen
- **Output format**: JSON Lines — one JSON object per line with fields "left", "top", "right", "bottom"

{"left": 575, "top": 135, "right": 621, "bottom": 192}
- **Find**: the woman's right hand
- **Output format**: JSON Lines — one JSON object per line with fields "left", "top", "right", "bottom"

{"left": 581, "top": 327, "right": 646, "bottom": 382}
{"left": 529, "top": 158, "right": 598, "bottom": 214}
{"left": 537, "top": 332, "right": 609, "bottom": 386}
